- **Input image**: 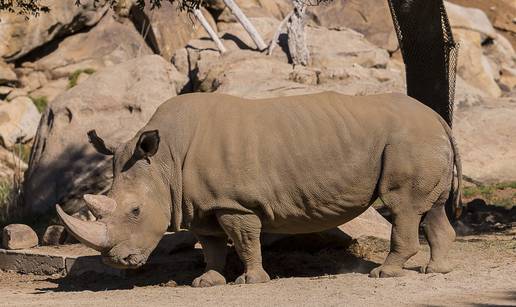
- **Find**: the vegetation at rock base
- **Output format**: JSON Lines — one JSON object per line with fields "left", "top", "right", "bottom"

{"left": 30, "top": 95, "right": 48, "bottom": 113}
{"left": 463, "top": 182, "right": 516, "bottom": 208}
{"left": 68, "top": 68, "right": 96, "bottom": 88}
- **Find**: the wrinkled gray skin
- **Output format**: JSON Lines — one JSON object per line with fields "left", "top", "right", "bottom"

{"left": 58, "top": 91, "right": 462, "bottom": 286}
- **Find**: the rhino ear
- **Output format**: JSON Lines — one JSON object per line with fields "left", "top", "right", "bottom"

{"left": 87, "top": 130, "right": 116, "bottom": 156}
{"left": 134, "top": 130, "right": 160, "bottom": 160}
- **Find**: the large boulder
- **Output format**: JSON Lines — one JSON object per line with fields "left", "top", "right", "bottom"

{"left": 454, "top": 98, "right": 516, "bottom": 183}
{"left": 0, "top": 0, "right": 108, "bottom": 61}
{"left": 23, "top": 55, "right": 188, "bottom": 216}
{"left": 16, "top": 13, "right": 154, "bottom": 105}
{"left": 307, "top": 0, "right": 398, "bottom": 51}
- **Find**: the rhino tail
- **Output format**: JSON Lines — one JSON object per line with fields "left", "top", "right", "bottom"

{"left": 437, "top": 115, "right": 463, "bottom": 219}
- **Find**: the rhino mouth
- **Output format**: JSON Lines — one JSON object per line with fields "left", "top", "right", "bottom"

{"left": 102, "top": 252, "right": 149, "bottom": 269}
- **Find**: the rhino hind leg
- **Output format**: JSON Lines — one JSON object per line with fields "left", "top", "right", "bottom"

{"left": 421, "top": 202, "right": 455, "bottom": 274}
{"left": 216, "top": 211, "right": 270, "bottom": 285}
{"left": 192, "top": 235, "right": 228, "bottom": 287}
{"left": 369, "top": 206, "right": 423, "bottom": 278}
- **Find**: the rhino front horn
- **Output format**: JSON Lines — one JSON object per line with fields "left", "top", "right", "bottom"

{"left": 56, "top": 204, "right": 110, "bottom": 251}
{"left": 84, "top": 194, "right": 117, "bottom": 218}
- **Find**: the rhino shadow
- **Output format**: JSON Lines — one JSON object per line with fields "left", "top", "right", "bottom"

{"left": 23, "top": 142, "right": 112, "bottom": 229}
{"left": 35, "top": 245, "right": 378, "bottom": 292}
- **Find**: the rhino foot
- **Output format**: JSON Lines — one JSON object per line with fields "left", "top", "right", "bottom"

{"left": 192, "top": 270, "right": 227, "bottom": 287}
{"left": 420, "top": 261, "right": 453, "bottom": 274}
{"left": 235, "top": 269, "right": 270, "bottom": 284}
{"left": 369, "top": 265, "right": 405, "bottom": 278}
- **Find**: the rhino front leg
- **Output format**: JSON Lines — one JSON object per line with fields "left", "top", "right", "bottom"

{"left": 216, "top": 211, "right": 270, "bottom": 284}
{"left": 192, "top": 235, "right": 228, "bottom": 287}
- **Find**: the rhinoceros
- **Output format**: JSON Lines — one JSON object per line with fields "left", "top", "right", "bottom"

{"left": 57, "top": 91, "right": 461, "bottom": 286}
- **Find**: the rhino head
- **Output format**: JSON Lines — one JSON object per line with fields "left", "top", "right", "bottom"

{"left": 57, "top": 129, "right": 172, "bottom": 269}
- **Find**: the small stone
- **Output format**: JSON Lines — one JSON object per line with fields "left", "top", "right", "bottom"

{"left": 42, "top": 225, "right": 67, "bottom": 246}
{"left": 2, "top": 224, "right": 38, "bottom": 250}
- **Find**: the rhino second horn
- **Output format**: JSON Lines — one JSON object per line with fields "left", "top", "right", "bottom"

{"left": 83, "top": 194, "right": 117, "bottom": 218}
{"left": 56, "top": 204, "right": 110, "bottom": 251}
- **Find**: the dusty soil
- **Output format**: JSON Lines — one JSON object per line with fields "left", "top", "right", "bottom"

{"left": 0, "top": 231, "right": 514, "bottom": 307}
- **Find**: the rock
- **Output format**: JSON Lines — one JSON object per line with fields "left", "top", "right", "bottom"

{"left": 5, "top": 88, "right": 28, "bottom": 101}
{"left": 454, "top": 29, "right": 501, "bottom": 98}
{"left": 454, "top": 98, "right": 516, "bottom": 183}
{"left": 445, "top": 1, "right": 497, "bottom": 39}
{"left": 0, "top": 96, "right": 41, "bottom": 148}
{"left": 0, "top": 146, "right": 28, "bottom": 179}
{"left": 23, "top": 55, "right": 188, "bottom": 216}
{"left": 499, "top": 66, "right": 516, "bottom": 93}
{"left": 29, "top": 78, "right": 69, "bottom": 104}
{"left": 130, "top": 1, "right": 217, "bottom": 61}
{"left": 213, "top": 0, "right": 292, "bottom": 23}
{"left": 29, "top": 13, "right": 153, "bottom": 80}
{"left": 42, "top": 225, "right": 67, "bottom": 246}
{"left": 174, "top": 23, "right": 402, "bottom": 98}
{"left": 0, "top": 0, "right": 108, "bottom": 60}
{"left": 2, "top": 224, "right": 38, "bottom": 250}
{"left": 337, "top": 207, "right": 391, "bottom": 242}
{"left": 0, "top": 61, "right": 17, "bottom": 86}
{"left": 307, "top": 0, "right": 398, "bottom": 51}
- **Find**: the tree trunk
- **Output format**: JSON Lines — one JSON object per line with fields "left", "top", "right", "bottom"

{"left": 223, "top": 0, "right": 267, "bottom": 51}
{"left": 287, "top": 0, "right": 309, "bottom": 66}
{"left": 192, "top": 9, "right": 227, "bottom": 54}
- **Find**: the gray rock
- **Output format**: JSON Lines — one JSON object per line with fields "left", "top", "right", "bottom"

{"left": 23, "top": 55, "right": 188, "bottom": 216}
{"left": 2, "top": 224, "right": 38, "bottom": 250}
{"left": 0, "top": 96, "right": 41, "bottom": 148}
{"left": 42, "top": 225, "right": 67, "bottom": 246}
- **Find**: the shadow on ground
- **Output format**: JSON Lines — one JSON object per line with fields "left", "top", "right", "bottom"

{"left": 35, "top": 245, "right": 379, "bottom": 293}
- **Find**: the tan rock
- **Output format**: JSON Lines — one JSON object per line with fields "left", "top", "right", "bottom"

{"left": 29, "top": 78, "right": 69, "bottom": 104}
{"left": 2, "top": 224, "right": 38, "bottom": 250}
{"left": 0, "top": 96, "right": 41, "bottom": 148}
{"left": 454, "top": 98, "right": 516, "bottom": 183}
{"left": 445, "top": 1, "right": 497, "bottom": 39}
{"left": 337, "top": 207, "right": 391, "bottom": 241}
{"left": 0, "top": 61, "right": 17, "bottom": 86}
{"left": 308, "top": 0, "right": 398, "bottom": 51}
{"left": 31, "top": 13, "right": 153, "bottom": 80}
{"left": 454, "top": 29, "right": 501, "bottom": 98}
{"left": 0, "top": 0, "right": 108, "bottom": 60}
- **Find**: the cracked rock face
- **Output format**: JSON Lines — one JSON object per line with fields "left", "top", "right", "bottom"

{"left": 23, "top": 55, "right": 188, "bottom": 217}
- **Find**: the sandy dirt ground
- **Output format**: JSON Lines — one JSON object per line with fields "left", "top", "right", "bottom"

{"left": 0, "top": 231, "right": 514, "bottom": 307}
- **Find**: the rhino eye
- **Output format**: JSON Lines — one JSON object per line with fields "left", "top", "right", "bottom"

{"left": 131, "top": 207, "right": 141, "bottom": 217}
